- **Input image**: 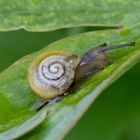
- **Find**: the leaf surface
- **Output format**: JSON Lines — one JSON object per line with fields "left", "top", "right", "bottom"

{"left": 0, "top": 0, "right": 139, "bottom": 31}
{"left": 0, "top": 24, "right": 140, "bottom": 139}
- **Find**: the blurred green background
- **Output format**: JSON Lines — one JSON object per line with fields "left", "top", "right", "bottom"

{"left": 0, "top": 28, "right": 140, "bottom": 140}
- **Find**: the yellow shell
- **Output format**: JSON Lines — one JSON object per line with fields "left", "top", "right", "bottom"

{"left": 28, "top": 50, "right": 81, "bottom": 99}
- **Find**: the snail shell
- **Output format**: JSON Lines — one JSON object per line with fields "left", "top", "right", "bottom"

{"left": 28, "top": 50, "right": 81, "bottom": 99}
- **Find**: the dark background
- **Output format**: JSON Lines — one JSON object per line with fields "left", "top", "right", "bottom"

{"left": 0, "top": 28, "right": 140, "bottom": 140}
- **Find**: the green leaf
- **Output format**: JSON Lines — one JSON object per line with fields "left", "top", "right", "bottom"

{"left": 65, "top": 62, "right": 140, "bottom": 140}
{"left": 0, "top": 0, "right": 139, "bottom": 31}
{"left": 0, "top": 109, "right": 48, "bottom": 140}
{"left": 0, "top": 23, "right": 140, "bottom": 139}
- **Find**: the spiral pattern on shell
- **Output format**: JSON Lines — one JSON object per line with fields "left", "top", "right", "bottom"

{"left": 28, "top": 51, "right": 78, "bottom": 99}
{"left": 38, "top": 55, "right": 75, "bottom": 93}
{"left": 39, "top": 56, "right": 66, "bottom": 81}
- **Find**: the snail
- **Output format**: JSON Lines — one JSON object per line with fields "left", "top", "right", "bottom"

{"left": 28, "top": 42, "right": 135, "bottom": 107}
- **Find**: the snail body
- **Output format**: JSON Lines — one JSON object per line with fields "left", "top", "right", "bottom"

{"left": 28, "top": 42, "right": 135, "bottom": 101}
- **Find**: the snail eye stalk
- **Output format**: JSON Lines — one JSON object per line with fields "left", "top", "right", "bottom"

{"left": 101, "top": 41, "right": 135, "bottom": 52}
